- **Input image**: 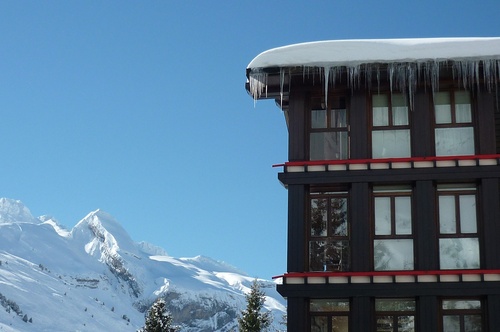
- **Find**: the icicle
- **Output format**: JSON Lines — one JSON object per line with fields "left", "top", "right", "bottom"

{"left": 279, "top": 68, "right": 286, "bottom": 109}
{"left": 323, "top": 65, "right": 331, "bottom": 108}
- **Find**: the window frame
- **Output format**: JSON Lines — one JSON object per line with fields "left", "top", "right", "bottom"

{"left": 440, "top": 298, "right": 484, "bottom": 332}
{"left": 433, "top": 90, "right": 476, "bottom": 156}
{"left": 310, "top": 299, "right": 350, "bottom": 332}
{"left": 375, "top": 298, "right": 416, "bottom": 332}
{"left": 437, "top": 185, "right": 481, "bottom": 270}
{"left": 372, "top": 186, "right": 415, "bottom": 271}
{"left": 370, "top": 92, "right": 411, "bottom": 159}
{"left": 308, "top": 190, "right": 350, "bottom": 272}
{"left": 308, "top": 96, "right": 350, "bottom": 161}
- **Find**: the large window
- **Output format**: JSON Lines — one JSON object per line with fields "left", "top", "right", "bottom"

{"left": 310, "top": 299, "right": 349, "bottom": 332}
{"left": 438, "top": 185, "right": 480, "bottom": 269}
{"left": 373, "top": 186, "right": 414, "bottom": 271}
{"left": 441, "top": 299, "right": 483, "bottom": 331}
{"left": 309, "top": 191, "right": 349, "bottom": 272}
{"left": 434, "top": 90, "right": 475, "bottom": 156}
{"left": 376, "top": 299, "right": 415, "bottom": 332}
{"left": 310, "top": 97, "right": 349, "bottom": 160}
{"left": 372, "top": 93, "right": 411, "bottom": 158}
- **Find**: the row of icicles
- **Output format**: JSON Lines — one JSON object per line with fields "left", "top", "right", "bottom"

{"left": 248, "top": 59, "right": 500, "bottom": 110}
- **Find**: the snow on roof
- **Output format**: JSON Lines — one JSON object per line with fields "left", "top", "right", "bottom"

{"left": 246, "top": 38, "right": 500, "bottom": 107}
{"left": 247, "top": 38, "right": 500, "bottom": 70}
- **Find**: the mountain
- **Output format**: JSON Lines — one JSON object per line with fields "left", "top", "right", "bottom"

{"left": 0, "top": 198, "right": 286, "bottom": 331}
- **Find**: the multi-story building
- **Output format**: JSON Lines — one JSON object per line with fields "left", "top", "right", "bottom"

{"left": 246, "top": 38, "right": 500, "bottom": 331}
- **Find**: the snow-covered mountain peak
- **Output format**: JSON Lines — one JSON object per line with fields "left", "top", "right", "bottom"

{"left": 0, "top": 198, "right": 37, "bottom": 224}
{"left": 0, "top": 199, "right": 286, "bottom": 331}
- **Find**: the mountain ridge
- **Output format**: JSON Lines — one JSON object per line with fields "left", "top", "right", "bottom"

{"left": 0, "top": 198, "right": 286, "bottom": 331}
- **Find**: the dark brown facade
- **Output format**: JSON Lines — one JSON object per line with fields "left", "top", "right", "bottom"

{"left": 246, "top": 40, "right": 500, "bottom": 331}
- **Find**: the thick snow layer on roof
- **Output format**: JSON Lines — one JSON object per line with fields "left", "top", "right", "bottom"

{"left": 247, "top": 38, "right": 500, "bottom": 70}
{"left": 246, "top": 38, "right": 500, "bottom": 107}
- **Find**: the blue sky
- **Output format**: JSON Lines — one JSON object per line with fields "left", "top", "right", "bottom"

{"left": 0, "top": 1, "right": 499, "bottom": 279}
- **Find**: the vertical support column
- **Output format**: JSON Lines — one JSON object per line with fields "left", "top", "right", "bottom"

{"left": 480, "top": 178, "right": 500, "bottom": 269}
{"left": 414, "top": 181, "right": 438, "bottom": 270}
{"left": 286, "top": 297, "right": 308, "bottom": 332}
{"left": 349, "top": 89, "right": 368, "bottom": 159}
{"left": 476, "top": 90, "right": 496, "bottom": 154}
{"left": 412, "top": 91, "right": 433, "bottom": 157}
{"left": 417, "top": 296, "right": 438, "bottom": 332}
{"left": 287, "top": 184, "right": 306, "bottom": 272}
{"left": 350, "top": 182, "right": 370, "bottom": 271}
{"left": 486, "top": 295, "right": 500, "bottom": 330}
{"left": 351, "top": 297, "right": 372, "bottom": 331}
{"left": 288, "top": 90, "right": 307, "bottom": 161}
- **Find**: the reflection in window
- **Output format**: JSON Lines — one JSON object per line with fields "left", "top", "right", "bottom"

{"left": 309, "top": 192, "right": 349, "bottom": 271}
{"left": 441, "top": 299, "right": 482, "bottom": 332}
{"left": 310, "top": 299, "right": 349, "bottom": 332}
{"left": 310, "top": 97, "right": 349, "bottom": 160}
{"left": 434, "top": 91, "right": 475, "bottom": 156}
{"left": 376, "top": 299, "right": 415, "bottom": 332}
{"left": 438, "top": 185, "right": 480, "bottom": 269}
{"left": 373, "top": 187, "right": 414, "bottom": 271}
{"left": 372, "top": 93, "right": 411, "bottom": 158}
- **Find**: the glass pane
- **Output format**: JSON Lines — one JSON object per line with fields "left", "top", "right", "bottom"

{"left": 375, "top": 197, "right": 391, "bottom": 235}
{"left": 374, "top": 239, "right": 414, "bottom": 270}
{"left": 435, "top": 127, "right": 474, "bottom": 156}
{"left": 439, "top": 196, "right": 456, "bottom": 234}
{"left": 330, "top": 197, "right": 348, "bottom": 236}
{"left": 311, "top": 198, "right": 327, "bottom": 236}
{"left": 332, "top": 316, "right": 349, "bottom": 332}
{"left": 312, "top": 109, "right": 327, "bottom": 128}
{"left": 455, "top": 91, "right": 472, "bottom": 123}
{"left": 310, "top": 132, "right": 348, "bottom": 160}
{"left": 435, "top": 92, "right": 452, "bottom": 124}
{"left": 459, "top": 195, "right": 477, "bottom": 233}
{"left": 311, "top": 316, "right": 328, "bottom": 332}
{"left": 331, "top": 109, "right": 347, "bottom": 128}
{"left": 392, "top": 94, "right": 409, "bottom": 126}
{"left": 373, "top": 95, "right": 389, "bottom": 126}
{"left": 395, "top": 196, "right": 412, "bottom": 235}
{"left": 311, "top": 299, "right": 350, "bottom": 312}
{"left": 464, "top": 315, "right": 482, "bottom": 332}
{"left": 376, "top": 316, "right": 394, "bottom": 332}
{"left": 398, "top": 316, "right": 415, "bottom": 332}
{"left": 443, "top": 300, "right": 481, "bottom": 310}
{"left": 376, "top": 299, "right": 416, "bottom": 311}
{"left": 310, "top": 240, "right": 350, "bottom": 272}
{"left": 439, "top": 238, "right": 480, "bottom": 269}
{"left": 372, "top": 129, "right": 411, "bottom": 158}
{"left": 443, "top": 315, "right": 460, "bottom": 332}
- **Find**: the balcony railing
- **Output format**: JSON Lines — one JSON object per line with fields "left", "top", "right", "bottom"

{"left": 273, "top": 154, "right": 500, "bottom": 173}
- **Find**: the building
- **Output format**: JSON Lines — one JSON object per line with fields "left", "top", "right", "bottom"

{"left": 246, "top": 38, "right": 500, "bottom": 331}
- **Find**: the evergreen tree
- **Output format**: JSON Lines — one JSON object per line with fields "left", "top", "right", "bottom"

{"left": 238, "top": 279, "right": 272, "bottom": 332}
{"left": 142, "top": 298, "right": 175, "bottom": 332}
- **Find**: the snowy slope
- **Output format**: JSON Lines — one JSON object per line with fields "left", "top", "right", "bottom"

{"left": 0, "top": 198, "right": 286, "bottom": 332}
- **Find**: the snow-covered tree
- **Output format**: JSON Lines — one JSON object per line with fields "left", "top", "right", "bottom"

{"left": 238, "top": 279, "right": 272, "bottom": 332}
{"left": 141, "top": 298, "right": 175, "bottom": 332}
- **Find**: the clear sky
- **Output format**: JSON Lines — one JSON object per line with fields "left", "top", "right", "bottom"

{"left": 0, "top": 1, "right": 499, "bottom": 279}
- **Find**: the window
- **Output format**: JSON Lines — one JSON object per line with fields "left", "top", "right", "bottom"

{"left": 372, "top": 93, "right": 411, "bottom": 158}
{"left": 376, "top": 299, "right": 415, "bottom": 332}
{"left": 434, "top": 91, "right": 474, "bottom": 156}
{"left": 310, "top": 97, "right": 349, "bottom": 160}
{"left": 373, "top": 186, "right": 414, "bottom": 271}
{"left": 441, "top": 299, "right": 483, "bottom": 332}
{"left": 310, "top": 299, "right": 349, "bottom": 332}
{"left": 438, "top": 185, "right": 480, "bottom": 269}
{"left": 309, "top": 192, "right": 349, "bottom": 271}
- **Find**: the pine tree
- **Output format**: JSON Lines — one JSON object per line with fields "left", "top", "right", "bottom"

{"left": 238, "top": 279, "right": 272, "bottom": 332}
{"left": 142, "top": 298, "right": 175, "bottom": 332}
